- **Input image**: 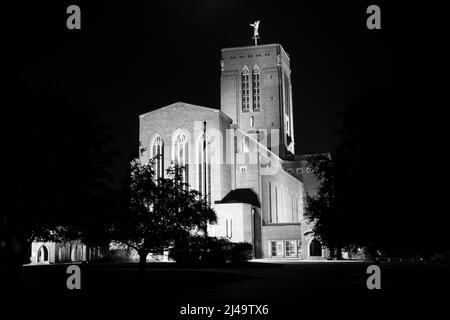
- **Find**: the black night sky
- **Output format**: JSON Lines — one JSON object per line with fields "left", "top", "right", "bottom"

{"left": 4, "top": 1, "right": 449, "bottom": 183}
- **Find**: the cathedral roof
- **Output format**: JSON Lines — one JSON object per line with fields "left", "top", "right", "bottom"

{"left": 139, "top": 102, "right": 232, "bottom": 122}
{"left": 215, "top": 188, "right": 261, "bottom": 208}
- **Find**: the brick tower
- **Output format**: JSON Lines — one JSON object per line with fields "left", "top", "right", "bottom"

{"left": 220, "top": 43, "right": 295, "bottom": 159}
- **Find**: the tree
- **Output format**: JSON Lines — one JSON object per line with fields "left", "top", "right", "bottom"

{"left": 306, "top": 154, "right": 347, "bottom": 259}
{"left": 111, "top": 160, "right": 217, "bottom": 270}
{"left": 306, "top": 84, "right": 450, "bottom": 260}
{"left": 1, "top": 82, "right": 116, "bottom": 271}
{"left": 305, "top": 88, "right": 389, "bottom": 258}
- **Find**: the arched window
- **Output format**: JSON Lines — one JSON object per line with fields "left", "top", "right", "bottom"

{"left": 172, "top": 131, "right": 189, "bottom": 184}
{"left": 151, "top": 135, "right": 164, "bottom": 180}
{"left": 241, "top": 66, "right": 250, "bottom": 112}
{"left": 197, "top": 135, "right": 212, "bottom": 205}
{"left": 310, "top": 238, "right": 322, "bottom": 257}
{"left": 252, "top": 65, "right": 261, "bottom": 111}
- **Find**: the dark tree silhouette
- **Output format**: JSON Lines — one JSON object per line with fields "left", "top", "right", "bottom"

{"left": 1, "top": 82, "right": 116, "bottom": 271}
{"left": 306, "top": 154, "right": 345, "bottom": 259}
{"left": 307, "top": 82, "right": 450, "bottom": 260}
{"left": 306, "top": 86, "right": 405, "bottom": 259}
{"left": 111, "top": 160, "right": 217, "bottom": 270}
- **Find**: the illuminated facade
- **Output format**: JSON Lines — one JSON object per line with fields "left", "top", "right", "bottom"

{"left": 139, "top": 43, "right": 327, "bottom": 259}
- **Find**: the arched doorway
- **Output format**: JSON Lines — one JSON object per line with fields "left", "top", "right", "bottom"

{"left": 71, "top": 245, "right": 77, "bottom": 261}
{"left": 58, "top": 246, "right": 63, "bottom": 262}
{"left": 309, "top": 238, "right": 322, "bottom": 257}
{"left": 37, "top": 245, "right": 49, "bottom": 263}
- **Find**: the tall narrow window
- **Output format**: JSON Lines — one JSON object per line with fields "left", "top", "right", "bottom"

{"left": 275, "top": 186, "right": 278, "bottom": 223}
{"left": 268, "top": 181, "right": 272, "bottom": 223}
{"left": 241, "top": 136, "right": 249, "bottom": 153}
{"left": 241, "top": 66, "right": 250, "bottom": 112}
{"left": 225, "top": 219, "right": 233, "bottom": 238}
{"left": 252, "top": 65, "right": 261, "bottom": 111}
{"left": 284, "top": 72, "right": 292, "bottom": 142}
{"left": 198, "top": 135, "right": 212, "bottom": 205}
{"left": 173, "top": 131, "right": 189, "bottom": 185}
{"left": 150, "top": 135, "right": 164, "bottom": 181}
{"left": 230, "top": 219, "right": 232, "bottom": 238}
{"left": 226, "top": 219, "right": 228, "bottom": 238}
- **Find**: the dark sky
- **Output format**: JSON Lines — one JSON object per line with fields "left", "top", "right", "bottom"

{"left": 5, "top": 1, "right": 449, "bottom": 181}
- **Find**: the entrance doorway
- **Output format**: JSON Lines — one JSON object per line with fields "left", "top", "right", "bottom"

{"left": 270, "top": 240, "right": 299, "bottom": 258}
{"left": 309, "top": 238, "right": 322, "bottom": 257}
{"left": 37, "top": 245, "right": 49, "bottom": 263}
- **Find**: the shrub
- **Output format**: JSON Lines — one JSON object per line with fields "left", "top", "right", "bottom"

{"left": 103, "top": 247, "right": 133, "bottom": 262}
{"left": 204, "top": 237, "right": 230, "bottom": 264}
{"left": 169, "top": 236, "right": 253, "bottom": 265}
{"left": 230, "top": 242, "right": 253, "bottom": 263}
{"left": 169, "top": 235, "right": 203, "bottom": 265}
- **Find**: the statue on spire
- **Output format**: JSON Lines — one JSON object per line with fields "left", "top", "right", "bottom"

{"left": 250, "top": 20, "right": 260, "bottom": 45}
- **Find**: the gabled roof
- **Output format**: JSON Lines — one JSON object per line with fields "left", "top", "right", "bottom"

{"left": 139, "top": 102, "right": 232, "bottom": 122}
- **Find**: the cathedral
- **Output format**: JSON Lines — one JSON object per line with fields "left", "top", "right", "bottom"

{"left": 139, "top": 42, "right": 327, "bottom": 259}
{"left": 29, "top": 40, "right": 327, "bottom": 264}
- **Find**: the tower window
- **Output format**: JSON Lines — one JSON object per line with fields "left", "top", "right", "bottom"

{"left": 241, "top": 66, "right": 250, "bottom": 112}
{"left": 252, "top": 65, "right": 261, "bottom": 111}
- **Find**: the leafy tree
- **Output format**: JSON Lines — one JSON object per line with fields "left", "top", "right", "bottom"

{"left": 111, "top": 160, "right": 217, "bottom": 270}
{"left": 306, "top": 87, "right": 390, "bottom": 258}
{"left": 306, "top": 154, "right": 347, "bottom": 259}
